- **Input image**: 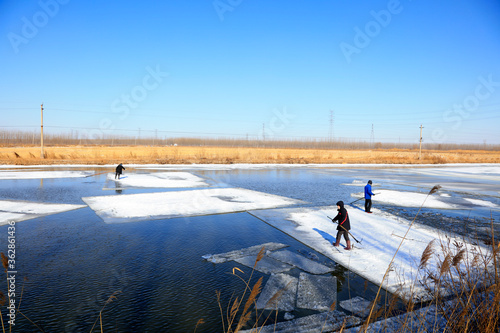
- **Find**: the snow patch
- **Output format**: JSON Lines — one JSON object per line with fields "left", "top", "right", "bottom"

{"left": 0, "top": 170, "right": 93, "bottom": 179}
{"left": 0, "top": 200, "right": 86, "bottom": 225}
{"left": 83, "top": 188, "right": 304, "bottom": 223}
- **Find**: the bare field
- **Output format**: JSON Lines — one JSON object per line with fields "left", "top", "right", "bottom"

{"left": 1, "top": 146, "right": 499, "bottom": 165}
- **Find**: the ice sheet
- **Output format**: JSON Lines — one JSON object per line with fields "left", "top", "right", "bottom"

{"left": 358, "top": 189, "right": 460, "bottom": 209}
{"left": 202, "top": 242, "right": 289, "bottom": 264}
{"left": 0, "top": 170, "right": 93, "bottom": 179}
{"left": 339, "top": 296, "right": 378, "bottom": 318}
{"left": 105, "top": 172, "right": 208, "bottom": 189}
{"left": 234, "top": 255, "right": 293, "bottom": 274}
{"left": 0, "top": 200, "right": 86, "bottom": 225}
{"left": 411, "top": 166, "right": 500, "bottom": 181}
{"left": 83, "top": 188, "right": 304, "bottom": 223}
{"left": 353, "top": 189, "right": 499, "bottom": 209}
{"left": 255, "top": 274, "right": 298, "bottom": 311}
{"left": 239, "top": 310, "right": 361, "bottom": 333}
{"left": 463, "top": 197, "right": 499, "bottom": 208}
{"left": 250, "top": 206, "right": 489, "bottom": 301}
{"left": 342, "top": 303, "right": 448, "bottom": 333}
{"left": 269, "top": 250, "right": 333, "bottom": 274}
{"left": 296, "top": 273, "right": 337, "bottom": 311}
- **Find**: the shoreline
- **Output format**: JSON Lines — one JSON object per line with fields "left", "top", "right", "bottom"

{"left": 1, "top": 162, "right": 500, "bottom": 169}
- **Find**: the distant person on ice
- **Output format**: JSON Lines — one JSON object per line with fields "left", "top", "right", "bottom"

{"left": 332, "top": 201, "right": 351, "bottom": 250}
{"left": 364, "top": 180, "right": 375, "bottom": 213}
{"left": 115, "top": 163, "right": 125, "bottom": 180}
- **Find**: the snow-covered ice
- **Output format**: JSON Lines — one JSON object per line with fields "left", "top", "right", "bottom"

{"left": 463, "top": 197, "right": 499, "bottom": 208}
{"left": 105, "top": 171, "right": 208, "bottom": 189}
{"left": 250, "top": 205, "right": 489, "bottom": 301}
{"left": 352, "top": 189, "right": 499, "bottom": 209}
{"left": 0, "top": 199, "right": 86, "bottom": 225}
{"left": 0, "top": 170, "right": 93, "bottom": 179}
{"left": 360, "top": 189, "right": 460, "bottom": 209}
{"left": 83, "top": 188, "right": 304, "bottom": 223}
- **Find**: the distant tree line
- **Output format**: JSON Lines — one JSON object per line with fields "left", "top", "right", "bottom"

{"left": 0, "top": 129, "right": 498, "bottom": 151}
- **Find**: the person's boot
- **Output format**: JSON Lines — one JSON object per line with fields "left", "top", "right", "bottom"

{"left": 345, "top": 240, "right": 351, "bottom": 250}
{"left": 333, "top": 239, "right": 339, "bottom": 247}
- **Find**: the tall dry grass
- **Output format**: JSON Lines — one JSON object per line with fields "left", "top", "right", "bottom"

{"left": 1, "top": 146, "right": 499, "bottom": 165}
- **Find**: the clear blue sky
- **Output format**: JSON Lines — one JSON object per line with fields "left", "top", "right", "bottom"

{"left": 1, "top": 0, "right": 499, "bottom": 144}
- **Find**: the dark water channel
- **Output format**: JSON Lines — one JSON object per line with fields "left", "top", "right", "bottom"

{"left": 0, "top": 165, "right": 497, "bottom": 331}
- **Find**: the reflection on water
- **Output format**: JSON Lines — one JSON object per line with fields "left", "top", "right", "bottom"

{"left": 114, "top": 179, "right": 123, "bottom": 194}
{"left": 0, "top": 166, "right": 497, "bottom": 331}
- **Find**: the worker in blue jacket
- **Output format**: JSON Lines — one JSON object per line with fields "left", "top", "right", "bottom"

{"left": 364, "top": 180, "right": 375, "bottom": 213}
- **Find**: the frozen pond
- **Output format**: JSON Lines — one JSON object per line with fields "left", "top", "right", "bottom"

{"left": 0, "top": 164, "right": 498, "bottom": 331}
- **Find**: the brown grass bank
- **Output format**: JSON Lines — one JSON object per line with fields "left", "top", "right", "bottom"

{"left": 1, "top": 146, "right": 499, "bottom": 165}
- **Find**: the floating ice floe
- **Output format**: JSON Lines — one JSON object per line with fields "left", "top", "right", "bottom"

{"left": 269, "top": 250, "right": 333, "bottom": 274}
{"left": 0, "top": 170, "right": 93, "bottom": 179}
{"left": 341, "top": 302, "right": 449, "bottom": 333}
{"left": 255, "top": 272, "right": 336, "bottom": 312}
{"left": 83, "top": 188, "right": 303, "bottom": 223}
{"left": 0, "top": 200, "right": 86, "bottom": 225}
{"left": 296, "top": 273, "right": 337, "bottom": 311}
{"left": 235, "top": 255, "right": 293, "bottom": 274}
{"left": 203, "top": 243, "right": 332, "bottom": 275}
{"left": 340, "top": 296, "right": 379, "bottom": 318}
{"left": 203, "top": 242, "right": 288, "bottom": 263}
{"left": 255, "top": 273, "right": 298, "bottom": 311}
{"left": 250, "top": 206, "right": 489, "bottom": 301}
{"left": 239, "top": 310, "right": 361, "bottom": 333}
{"left": 105, "top": 171, "right": 208, "bottom": 189}
{"left": 206, "top": 244, "right": 338, "bottom": 313}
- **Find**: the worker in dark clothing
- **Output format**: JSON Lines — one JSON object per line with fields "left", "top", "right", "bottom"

{"left": 332, "top": 201, "right": 351, "bottom": 250}
{"left": 364, "top": 180, "right": 375, "bottom": 213}
{"left": 115, "top": 163, "right": 126, "bottom": 179}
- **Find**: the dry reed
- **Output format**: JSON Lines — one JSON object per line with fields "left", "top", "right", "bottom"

{"left": 1, "top": 146, "right": 499, "bottom": 165}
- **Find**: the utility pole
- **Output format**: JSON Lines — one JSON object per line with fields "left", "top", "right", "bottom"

{"left": 370, "top": 124, "right": 375, "bottom": 148}
{"left": 40, "top": 103, "right": 45, "bottom": 158}
{"left": 419, "top": 124, "right": 424, "bottom": 159}
{"left": 329, "top": 110, "right": 334, "bottom": 142}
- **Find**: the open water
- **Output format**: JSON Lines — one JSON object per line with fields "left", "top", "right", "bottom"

{"left": 0, "top": 165, "right": 498, "bottom": 331}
